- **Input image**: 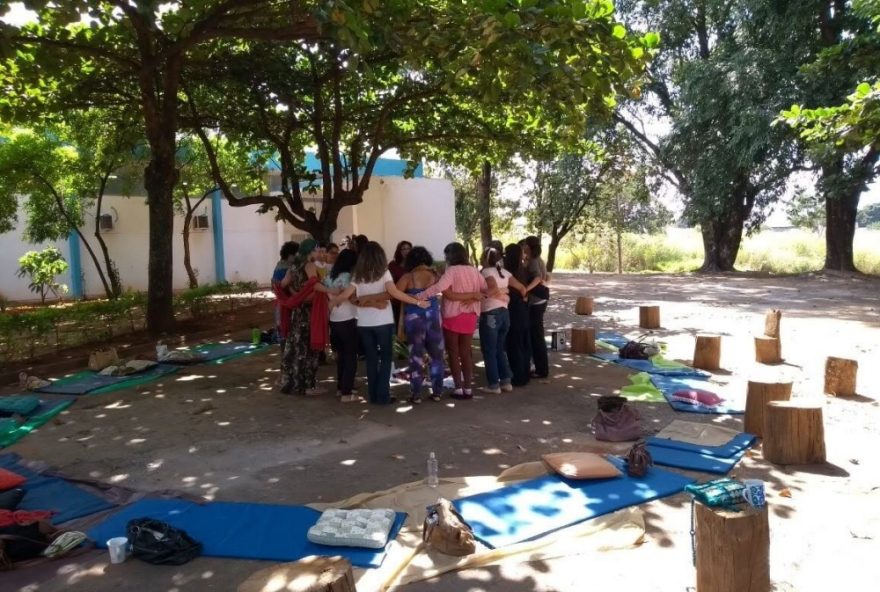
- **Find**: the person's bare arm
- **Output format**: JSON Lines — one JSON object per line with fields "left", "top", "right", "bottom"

{"left": 443, "top": 289, "right": 482, "bottom": 302}
{"left": 386, "top": 281, "right": 428, "bottom": 307}
{"left": 330, "top": 284, "right": 356, "bottom": 308}
{"left": 307, "top": 263, "right": 337, "bottom": 294}
{"left": 508, "top": 275, "right": 528, "bottom": 298}
{"left": 280, "top": 268, "right": 293, "bottom": 289}
{"left": 485, "top": 276, "right": 505, "bottom": 299}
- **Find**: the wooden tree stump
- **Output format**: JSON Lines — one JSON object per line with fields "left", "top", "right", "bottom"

{"left": 695, "top": 502, "right": 770, "bottom": 592}
{"left": 824, "top": 356, "right": 858, "bottom": 397}
{"left": 754, "top": 336, "right": 782, "bottom": 364}
{"left": 570, "top": 327, "right": 596, "bottom": 354}
{"left": 763, "top": 401, "right": 826, "bottom": 464}
{"left": 763, "top": 309, "right": 782, "bottom": 339}
{"left": 639, "top": 305, "right": 660, "bottom": 329}
{"left": 575, "top": 296, "right": 594, "bottom": 316}
{"left": 238, "top": 556, "right": 356, "bottom": 592}
{"left": 744, "top": 379, "right": 793, "bottom": 437}
{"left": 692, "top": 335, "right": 721, "bottom": 371}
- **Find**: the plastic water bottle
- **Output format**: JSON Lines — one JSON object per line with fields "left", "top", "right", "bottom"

{"left": 426, "top": 452, "right": 439, "bottom": 488}
{"left": 156, "top": 341, "right": 168, "bottom": 360}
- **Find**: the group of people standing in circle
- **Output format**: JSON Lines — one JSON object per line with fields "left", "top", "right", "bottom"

{"left": 271, "top": 234, "right": 550, "bottom": 406}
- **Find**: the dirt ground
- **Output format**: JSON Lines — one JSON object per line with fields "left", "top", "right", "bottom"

{"left": 5, "top": 272, "right": 880, "bottom": 592}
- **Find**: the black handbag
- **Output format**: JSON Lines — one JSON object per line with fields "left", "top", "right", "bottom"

{"left": 126, "top": 518, "right": 202, "bottom": 565}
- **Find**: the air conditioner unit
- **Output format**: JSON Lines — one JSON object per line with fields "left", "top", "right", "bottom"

{"left": 98, "top": 213, "right": 115, "bottom": 232}
{"left": 192, "top": 214, "right": 210, "bottom": 230}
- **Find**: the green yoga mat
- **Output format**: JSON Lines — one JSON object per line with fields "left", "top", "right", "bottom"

{"left": 0, "top": 399, "right": 75, "bottom": 448}
{"left": 619, "top": 372, "right": 667, "bottom": 402}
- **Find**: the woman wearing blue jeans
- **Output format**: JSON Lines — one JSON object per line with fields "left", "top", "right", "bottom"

{"left": 478, "top": 247, "right": 527, "bottom": 394}
{"left": 331, "top": 241, "right": 428, "bottom": 405}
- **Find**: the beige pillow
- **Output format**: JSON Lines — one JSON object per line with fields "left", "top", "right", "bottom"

{"left": 497, "top": 461, "right": 552, "bottom": 482}
{"left": 542, "top": 452, "right": 622, "bottom": 480}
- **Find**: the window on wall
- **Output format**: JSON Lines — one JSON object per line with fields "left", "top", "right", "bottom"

{"left": 192, "top": 214, "right": 210, "bottom": 230}
{"left": 98, "top": 214, "right": 115, "bottom": 232}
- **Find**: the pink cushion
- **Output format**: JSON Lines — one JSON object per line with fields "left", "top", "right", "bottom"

{"left": 670, "top": 389, "right": 724, "bottom": 407}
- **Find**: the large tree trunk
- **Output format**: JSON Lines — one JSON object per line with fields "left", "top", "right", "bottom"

{"left": 699, "top": 217, "right": 745, "bottom": 272}
{"left": 182, "top": 208, "right": 198, "bottom": 289}
{"left": 145, "top": 151, "right": 178, "bottom": 335}
{"left": 699, "top": 184, "right": 753, "bottom": 272}
{"left": 477, "top": 160, "right": 493, "bottom": 248}
{"left": 821, "top": 149, "right": 878, "bottom": 272}
{"left": 824, "top": 189, "right": 859, "bottom": 272}
{"left": 546, "top": 232, "right": 560, "bottom": 272}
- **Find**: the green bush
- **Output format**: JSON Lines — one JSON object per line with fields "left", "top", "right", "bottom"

{"left": 16, "top": 248, "right": 69, "bottom": 303}
{"left": 552, "top": 228, "right": 880, "bottom": 275}
{"left": 0, "top": 282, "right": 264, "bottom": 363}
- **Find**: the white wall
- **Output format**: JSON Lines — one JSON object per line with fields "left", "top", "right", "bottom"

{"left": 0, "top": 176, "right": 456, "bottom": 302}
{"left": 0, "top": 199, "right": 71, "bottom": 301}
{"left": 341, "top": 177, "right": 455, "bottom": 260}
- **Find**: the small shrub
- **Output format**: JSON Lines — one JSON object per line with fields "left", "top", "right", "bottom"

{"left": 16, "top": 248, "right": 69, "bottom": 303}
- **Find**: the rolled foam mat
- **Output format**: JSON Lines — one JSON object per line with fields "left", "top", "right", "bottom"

{"left": 647, "top": 432, "right": 756, "bottom": 459}
{"left": 645, "top": 444, "right": 750, "bottom": 475}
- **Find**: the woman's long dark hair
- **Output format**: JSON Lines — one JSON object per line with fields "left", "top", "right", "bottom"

{"left": 352, "top": 241, "right": 388, "bottom": 283}
{"left": 393, "top": 240, "right": 412, "bottom": 265}
{"left": 330, "top": 248, "right": 357, "bottom": 280}
{"left": 482, "top": 247, "right": 505, "bottom": 278}
{"left": 524, "top": 235, "right": 542, "bottom": 258}
{"left": 405, "top": 246, "right": 434, "bottom": 272}
{"left": 504, "top": 243, "right": 526, "bottom": 282}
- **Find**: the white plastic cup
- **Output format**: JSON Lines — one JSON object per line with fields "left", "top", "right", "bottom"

{"left": 107, "top": 537, "right": 129, "bottom": 564}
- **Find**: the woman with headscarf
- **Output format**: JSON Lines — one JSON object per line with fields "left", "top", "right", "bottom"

{"left": 279, "top": 238, "right": 331, "bottom": 396}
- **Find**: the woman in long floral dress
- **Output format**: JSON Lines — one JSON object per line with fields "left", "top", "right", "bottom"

{"left": 279, "top": 239, "right": 323, "bottom": 395}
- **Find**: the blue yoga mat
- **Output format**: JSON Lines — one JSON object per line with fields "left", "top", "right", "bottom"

{"left": 35, "top": 364, "right": 179, "bottom": 395}
{"left": 592, "top": 351, "right": 709, "bottom": 378}
{"left": 596, "top": 332, "right": 631, "bottom": 349}
{"left": 646, "top": 444, "right": 750, "bottom": 475}
{"left": 648, "top": 432, "right": 757, "bottom": 458}
{"left": 87, "top": 499, "right": 406, "bottom": 568}
{"left": 0, "top": 453, "right": 116, "bottom": 523}
{"left": 455, "top": 457, "right": 694, "bottom": 549}
{"left": 650, "top": 375, "right": 745, "bottom": 414}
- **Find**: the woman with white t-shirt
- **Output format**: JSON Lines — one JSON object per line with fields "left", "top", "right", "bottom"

{"left": 479, "top": 247, "right": 527, "bottom": 394}
{"left": 331, "top": 241, "right": 428, "bottom": 405}
{"left": 323, "top": 248, "right": 359, "bottom": 402}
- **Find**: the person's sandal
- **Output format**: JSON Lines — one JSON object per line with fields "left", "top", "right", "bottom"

{"left": 409, "top": 396, "right": 422, "bottom": 405}
{"left": 305, "top": 387, "right": 324, "bottom": 397}
{"left": 479, "top": 386, "right": 502, "bottom": 395}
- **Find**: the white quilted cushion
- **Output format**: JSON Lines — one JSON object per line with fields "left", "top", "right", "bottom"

{"left": 307, "top": 508, "right": 396, "bottom": 549}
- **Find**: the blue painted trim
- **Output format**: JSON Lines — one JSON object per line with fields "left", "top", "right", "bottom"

{"left": 211, "top": 191, "right": 226, "bottom": 282}
{"left": 266, "top": 151, "right": 422, "bottom": 178}
{"left": 67, "top": 233, "right": 83, "bottom": 298}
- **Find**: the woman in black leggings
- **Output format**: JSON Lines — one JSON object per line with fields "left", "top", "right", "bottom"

{"left": 522, "top": 236, "right": 549, "bottom": 378}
